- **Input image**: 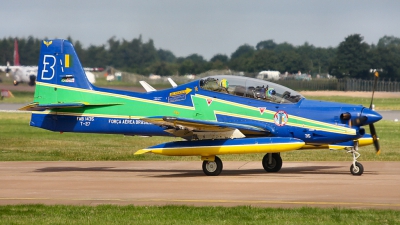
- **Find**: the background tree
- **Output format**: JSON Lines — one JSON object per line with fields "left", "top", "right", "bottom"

{"left": 210, "top": 54, "right": 228, "bottom": 63}
{"left": 276, "top": 50, "right": 304, "bottom": 73}
{"left": 157, "top": 49, "right": 176, "bottom": 63}
{"left": 229, "top": 44, "right": 255, "bottom": 71}
{"left": 210, "top": 54, "right": 229, "bottom": 70}
{"left": 230, "top": 44, "right": 255, "bottom": 59}
{"left": 178, "top": 54, "right": 209, "bottom": 75}
{"left": 371, "top": 35, "right": 400, "bottom": 79}
{"left": 329, "top": 34, "right": 371, "bottom": 79}
{"left": 20, "top": 36, "right": 40, "bottom": 65}
{"left": 86, "top": 44, "right": 108, "bottom": 68}
{"left": 274, "top": 42, "right": 295, "bottom": 53}
{"left": 256, "top": 39, "right": 277, "bottom": 51}
{"left": 248, "top": 50, "right": 278, "bottom": 72}
{"left": 2, "top": 35, "right": 400, "bottom": 79}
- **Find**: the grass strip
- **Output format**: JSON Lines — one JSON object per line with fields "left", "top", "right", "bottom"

{"left": 0, "top": 205, "right": 399, "bottom": 225}
{"left": 305, "top": 96, "right": 400, "bottom": 110}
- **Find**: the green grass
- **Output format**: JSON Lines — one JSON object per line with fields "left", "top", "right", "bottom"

{"left": 0, "top": 91, "right": 33, "bottom": 104}
{"left": 0, "top": 205, "right": 399, "bottom": 224}
{"left": 305, "top": 96, "right": 400, "bottom": 110}
{"left": 0, "top": 112, "right": 399, "bottom": 161}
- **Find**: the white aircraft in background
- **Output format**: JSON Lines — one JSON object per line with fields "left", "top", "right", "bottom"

{"left": 0, "top": 39, "right": 38, "bottom": 86}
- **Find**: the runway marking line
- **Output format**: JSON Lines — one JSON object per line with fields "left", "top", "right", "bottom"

{"left": 1, "top": 197, "right": 399, "bottom": 208}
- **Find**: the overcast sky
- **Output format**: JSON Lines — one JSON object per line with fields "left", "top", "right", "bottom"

{"left": 2, "top": 0, "right": 400, "bottom": 59}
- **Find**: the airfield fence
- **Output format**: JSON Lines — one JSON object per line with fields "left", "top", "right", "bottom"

{"left": 117, "top": 71, "right": 400, "bottom": 92}
{"left": 274, "top": 79, "right": 400, "bottom": 92}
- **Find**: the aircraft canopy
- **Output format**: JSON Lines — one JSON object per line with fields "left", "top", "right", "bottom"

{"left": 200, "top": 75, "right": 304, "bottom": 104}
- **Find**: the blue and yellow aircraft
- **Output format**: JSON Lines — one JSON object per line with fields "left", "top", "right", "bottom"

{"left": 20, "top": 39, "right": 382, "bottom": 176}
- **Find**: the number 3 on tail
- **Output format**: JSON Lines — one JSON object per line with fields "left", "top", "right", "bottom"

{"left": 41, "top": 55, "right": 56, "bottom": 80}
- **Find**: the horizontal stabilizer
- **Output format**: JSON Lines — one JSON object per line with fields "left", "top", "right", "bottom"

{"left": 135, "top": 137, "right": 304, "bottom": 156}
{"left": 19, "top": 102, "right": 122, "bottom": 111}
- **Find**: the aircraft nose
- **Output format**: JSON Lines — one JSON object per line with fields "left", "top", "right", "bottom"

{"left": 361, "top": 108, "right": 382, "bottom": 125}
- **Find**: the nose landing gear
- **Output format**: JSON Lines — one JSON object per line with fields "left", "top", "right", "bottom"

{"left": 348, "top": 141, "right": 364, "bottom": 176}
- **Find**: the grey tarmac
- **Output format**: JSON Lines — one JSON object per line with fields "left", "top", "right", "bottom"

{"left": 0, "top": 161, "right": 399, "bottom": 209}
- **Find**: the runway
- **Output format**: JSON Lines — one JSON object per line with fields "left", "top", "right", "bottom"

{"left": 0, "top": 161, "right": 399, "bottom": 209}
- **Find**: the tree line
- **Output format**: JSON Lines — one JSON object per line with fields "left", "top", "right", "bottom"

{"left": 1, "top": 34, "right": 400, "bottom": 80}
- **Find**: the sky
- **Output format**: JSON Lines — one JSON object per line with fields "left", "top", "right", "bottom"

{"left": 2, "top": 0, "right": 400, "bottom": 60}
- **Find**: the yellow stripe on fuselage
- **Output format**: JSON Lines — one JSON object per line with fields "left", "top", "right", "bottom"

{"left": 136, "top": 142, "right": 305, "bottom": 156}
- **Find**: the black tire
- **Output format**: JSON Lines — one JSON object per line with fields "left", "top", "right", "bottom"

{"left": 350, "top": 162, "right": 364, "bottom": 176}
{"left": 262, "top": 153, "right": 282, "bottom": 172}
{"left": 202, "top": 156, "right": 223, "bottom": 176}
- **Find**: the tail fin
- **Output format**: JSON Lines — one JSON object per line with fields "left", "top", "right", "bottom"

{"left": 37, "top": 39, "right": 93, "bottom": 90}
{"left": 34, "top": 39, "right": 94, "bottom": 104}
{"left": 13, "top": 39, "right": 20, "bottom": 66}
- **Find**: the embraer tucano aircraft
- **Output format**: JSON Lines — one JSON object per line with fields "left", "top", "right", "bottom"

{"left": 20, "top": 39, "right": 382, "bottom": 176}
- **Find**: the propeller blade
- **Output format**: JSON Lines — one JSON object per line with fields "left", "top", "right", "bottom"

{"left": 369, "top": 123, "right": 381, "bottom": 155}
{"left": 369, "top": 71, "right": 379, "bottom": 109}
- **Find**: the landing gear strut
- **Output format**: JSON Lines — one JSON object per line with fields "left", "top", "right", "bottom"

{"left": 348, "top": 141, "right": 364, "bottom": 176}
{"left": 262, "top": 153, "right": 282, "bottom": 172}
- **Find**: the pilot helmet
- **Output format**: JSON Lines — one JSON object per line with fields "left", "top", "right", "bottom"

{"left": 267, "top": 88, "right": 276, "bottom": 97}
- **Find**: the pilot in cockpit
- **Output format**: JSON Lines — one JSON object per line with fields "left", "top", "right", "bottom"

{"left": 253, "top": 85, "right": 276, "bottom": 102}
{"left": 219, "top": 78, "right": 229, "bottom": 93}
{"left": 253, "top": 85, "right": 266, "bottom": 99}
{"left": 266, "top": 87, "right": 276, "bottom": 101}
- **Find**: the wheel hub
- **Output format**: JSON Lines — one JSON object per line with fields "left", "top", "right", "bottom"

{"left": 206, "top": 162, "right": 217, "bottom": 172}
{"left": 267, "top": 160, "right": 276, "bottom": 169}
{"left": 352, "top": 166, "right": 360, "bottom": 173}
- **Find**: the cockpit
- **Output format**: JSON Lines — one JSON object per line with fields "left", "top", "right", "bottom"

{"left": 200, "top": 75, "right": 304, "bottom": 104}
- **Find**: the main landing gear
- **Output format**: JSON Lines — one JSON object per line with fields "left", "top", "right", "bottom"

{"left": 348, "top": 141, "right": 364, "bottom": 176}
{"left": 201, "top": 153, "right": 283, "bottom": 176}
{"left": 262, "top": 153, "right": 282, "bottom": 172}
{"left": 202, "top": 156, "right": 223, "bottom": 176}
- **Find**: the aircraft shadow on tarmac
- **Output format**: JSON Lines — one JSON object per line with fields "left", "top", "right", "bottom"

{"left": 33, "top": 165, "right": 367, "bottom": 177}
